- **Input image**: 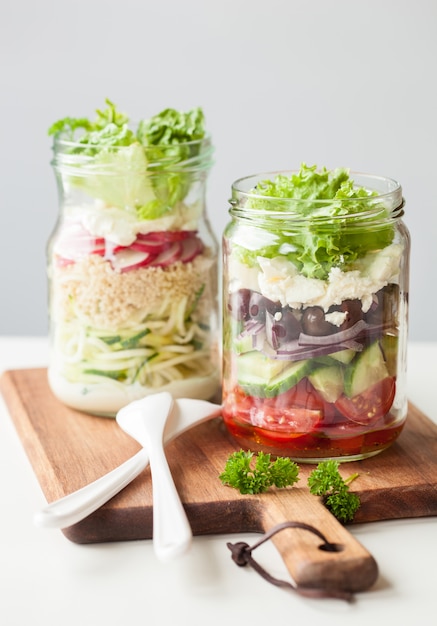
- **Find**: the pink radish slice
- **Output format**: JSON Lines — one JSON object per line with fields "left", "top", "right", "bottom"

{"left": 150, "top": 242, "right": 183, "bottom": 267}
{"left": 136, "top": 230, "right": 195, "bottom": 242}
{"left": 55, "top": 256, "right": 76, "bottom": 268}
{"left": 111, "top": 249, "right": 153, "bottom": 273}
{"left": 180, "top": 237, "right": 204, "bottom": 263}
{"left": 55, "top": 221, "right": 107, "bottom": 259}
{"left": 111, "top": 245, "right": 126, "bottom": 254}
{"left": 59, "top": 220, "right": 105, "bottom": 244}
{"left": 56, "top": 240, "right": 106, "bottom": 259}
{"left": 89, "top": 246, "right": 106, "bottom": 256}
{"left": 129, "top": 240, "right": 167, "bottom": 253}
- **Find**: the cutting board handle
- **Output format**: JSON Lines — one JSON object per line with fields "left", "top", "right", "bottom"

{"left": 227, "top": 520, "right": 360, "bottom": 600}
{"left": 257, "top": 492, "right": 379, "bottom": 596}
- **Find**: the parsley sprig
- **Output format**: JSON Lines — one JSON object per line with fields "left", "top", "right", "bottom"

{"left": 307, "top": 460, "right": 361, "bottom": 523}
{"left": 219, "top": 450, "right": 299, "bottom": 494}
{"left": 219, "top": 452, "right": 361, "bottom": 523}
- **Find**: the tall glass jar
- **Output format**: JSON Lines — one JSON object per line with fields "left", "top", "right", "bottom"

{"left": 222, "top": 168, "right": 410, "bottom": 462}
{"left": 47, "top": 134, "right": 219, "bottom": 416}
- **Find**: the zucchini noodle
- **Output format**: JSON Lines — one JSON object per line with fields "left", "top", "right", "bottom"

{"left": 52, "top": 290, "right": 215, "bottom": 390}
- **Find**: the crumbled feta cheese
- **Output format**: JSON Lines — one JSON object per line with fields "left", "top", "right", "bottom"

{"left": 321, "top": 268, "right": 375, "bottom": 312}
{"left": 325, "top": 310, "right": 348, "bottom": 327}
{"left": 81, "top": 206, "right": 140, "bottom": 246}
{"left": 254, "top": 245, "right": 402, "bottom": 311}
{"left": 258, "top": 256, "right": 299, "bottom": 280}
{"left": 284, "top": 274, "right": 327, "bottom": 309}
{"left": 257, "top": 256, "right": 325, "bottom": 308}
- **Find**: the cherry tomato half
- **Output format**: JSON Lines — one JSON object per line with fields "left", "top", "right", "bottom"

{"left": 250, "top": 405, "right": 322, "bottom": 433}
{"left": 334, "top": 377, "right": 396, "bottom": 426}
{"left": 223, "top": 384, "right": 322, "bottom": 435}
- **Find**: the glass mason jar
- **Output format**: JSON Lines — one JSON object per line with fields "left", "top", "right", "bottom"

{"left": 222, "top": 170, "right": 410, "bottom": 462}
{"left": 47, "top": 134, "right": 219, "bottom": 416}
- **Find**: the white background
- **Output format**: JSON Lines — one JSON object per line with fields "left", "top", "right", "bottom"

{"left": 1, "top": 0, "right": 436, "bottom": 340}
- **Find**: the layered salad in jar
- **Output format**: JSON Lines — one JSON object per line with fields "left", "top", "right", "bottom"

{"left": 47, "top": 100, "right": 219, "bottom": 416}
{"left": 222, "top": 164, "right": 409, "bottom": 461}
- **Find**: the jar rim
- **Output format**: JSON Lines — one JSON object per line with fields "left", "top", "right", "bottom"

{"left": 230, "top": 170, "right": 403, "bottom": 219}
{"left": 51, "top": 133, "right": 214, "bottom": 175}
{"left": 53, "top": 132, "right": 212, "bottom": 152}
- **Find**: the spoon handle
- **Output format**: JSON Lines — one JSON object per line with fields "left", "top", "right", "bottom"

{"left": 147, "top": 429, "right": 193, "bottom": 562}
{"left": 33, "top": 399, "right": 222, "bottom": 530}
{"left": 33, "top": 448, "right": 149, "bottom": 529}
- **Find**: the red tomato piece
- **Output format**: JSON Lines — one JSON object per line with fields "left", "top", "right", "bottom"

{"left": 249, "top": 405, "right": 322, "bottom": 433}
{"left": 335, "top": 377, "right": 396, "bottom": 426}
{"left": 253, "top": 426, "right": 317, "bottom": 447}
{"left": 225, "top": 389, "right": 321, "bottom": 433}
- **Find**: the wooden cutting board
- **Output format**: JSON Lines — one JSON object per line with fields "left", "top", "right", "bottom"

{"left": 2, "top": 367, "right": 437, "bottom": 596}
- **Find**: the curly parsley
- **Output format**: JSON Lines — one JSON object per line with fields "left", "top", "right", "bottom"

{"left": 307, "top": 460, "right": 361, "bottom": 523}
{"left": 219, "top": 450, "right": 299, "bottom": 495}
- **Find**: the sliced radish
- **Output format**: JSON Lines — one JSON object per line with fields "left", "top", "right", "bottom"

{"left": 111, "top": 249, "right": 153, "bottom": 273}
{"left": 89, "top": 246, "right": 106, "bottom": 256}
{"left": 129, "top": 240, "right": 167, "bottom": 253}
{"left": 180, "top": 237, "right": 204, "bottom": 263}
{"left": 55, "top": 221, "right": 107, "bottom": 260}
{"left": 163, "top": 230, "right": 195, "bottom": 241}
{"left": 111, "top": 245, "right": 126, "bottom": 254}
{"left": 150, "top": 242, "right": 183, "bottom": 267}
{"left": 56, "top": 239, "right": 106, "bottom": 260}
{"left": 55, "top": 255, "right": 76, "bottom": 268}
{"left": 55, "top": 225, "right": 205, "bottom": 270}
{"left": 136, "top": 230, "right": 196, "bottom": 242}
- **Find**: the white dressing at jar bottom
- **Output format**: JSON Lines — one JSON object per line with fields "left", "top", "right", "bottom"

{"left": 48, "top": 368, "right": 220, "bottom": 417}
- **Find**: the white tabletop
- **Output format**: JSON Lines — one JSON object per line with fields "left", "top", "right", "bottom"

{"left": 0, "top": 337, "right": 436, "bottom": 625}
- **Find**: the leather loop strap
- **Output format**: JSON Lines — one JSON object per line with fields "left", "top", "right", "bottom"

{"left": 226, "top": 521, "right": 354, "bottom": 602}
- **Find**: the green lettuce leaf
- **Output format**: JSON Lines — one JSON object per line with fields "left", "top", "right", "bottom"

{"left": 137, "top": 107, "right": 205, "bottom": 148}
{"left": 48, "top": 117, "right": 92, "bottom": 139}
{"left": 137, "top": 107, "right": 207, "bottom": 212}
{"left": 70, "top": 142, "right": 155, "bottom": 211}
{"left": 49, "top": 101, "right": 208, "bottom": 217}
{"left": 252, "top": 164, "right": 351, "bottom": 206}
{"left": 238, "top": 163, "right": 394, "bottom": 279}
{"left": 48, "top": 99, "right": 134, "bottom": 153}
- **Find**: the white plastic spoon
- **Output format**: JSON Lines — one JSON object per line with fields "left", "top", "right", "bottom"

{"left": 116, "top": 392, "right": 191, "bottom": 562}
{"left": 34, "top": 396, "right": 221, "bottom": 531}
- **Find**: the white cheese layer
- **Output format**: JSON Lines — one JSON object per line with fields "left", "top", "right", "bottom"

{"left": 67, "top": 201, "right": 201, "bottom": 247}
{"left": 254, "top": 243, "right": 403, "bottom": 312}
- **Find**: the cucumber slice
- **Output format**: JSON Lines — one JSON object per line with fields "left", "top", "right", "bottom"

{"left": 330, "top": 349, "right": 356, "bottom": 365}
{"left": 380, "top": 334, "right": 398, "bottom": 377}
{"left": 233, "top": 334, "right": 254, "bottom": 355}
{"left": 309, "top": 364, "right": 344, "bottom": 403}
{"left": 343, "top": 341, "right": 389, "bottom": 398}
{"left": 264, "top": 360, "right": 311, "bottom": 397}
{"left": 237, "top": 351, "right": 310, "bottom": 398}
{"left": 237, "top": 350, "right": 288, "bottom": 380}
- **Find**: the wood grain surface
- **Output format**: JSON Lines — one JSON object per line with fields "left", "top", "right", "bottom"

{"left": 2, "top": 367, "right": 437, "bottom": 595}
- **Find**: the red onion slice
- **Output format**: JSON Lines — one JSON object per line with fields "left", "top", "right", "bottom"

{"left": 239, "top": 320, "right": 266, "bottom": 337}
{"left": 298, "top": 319, "right": 369, "bottom": 346}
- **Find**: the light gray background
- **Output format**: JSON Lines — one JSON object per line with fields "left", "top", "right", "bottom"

{"left": 1, "top": 0, "right": 436, "bottom": 340}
